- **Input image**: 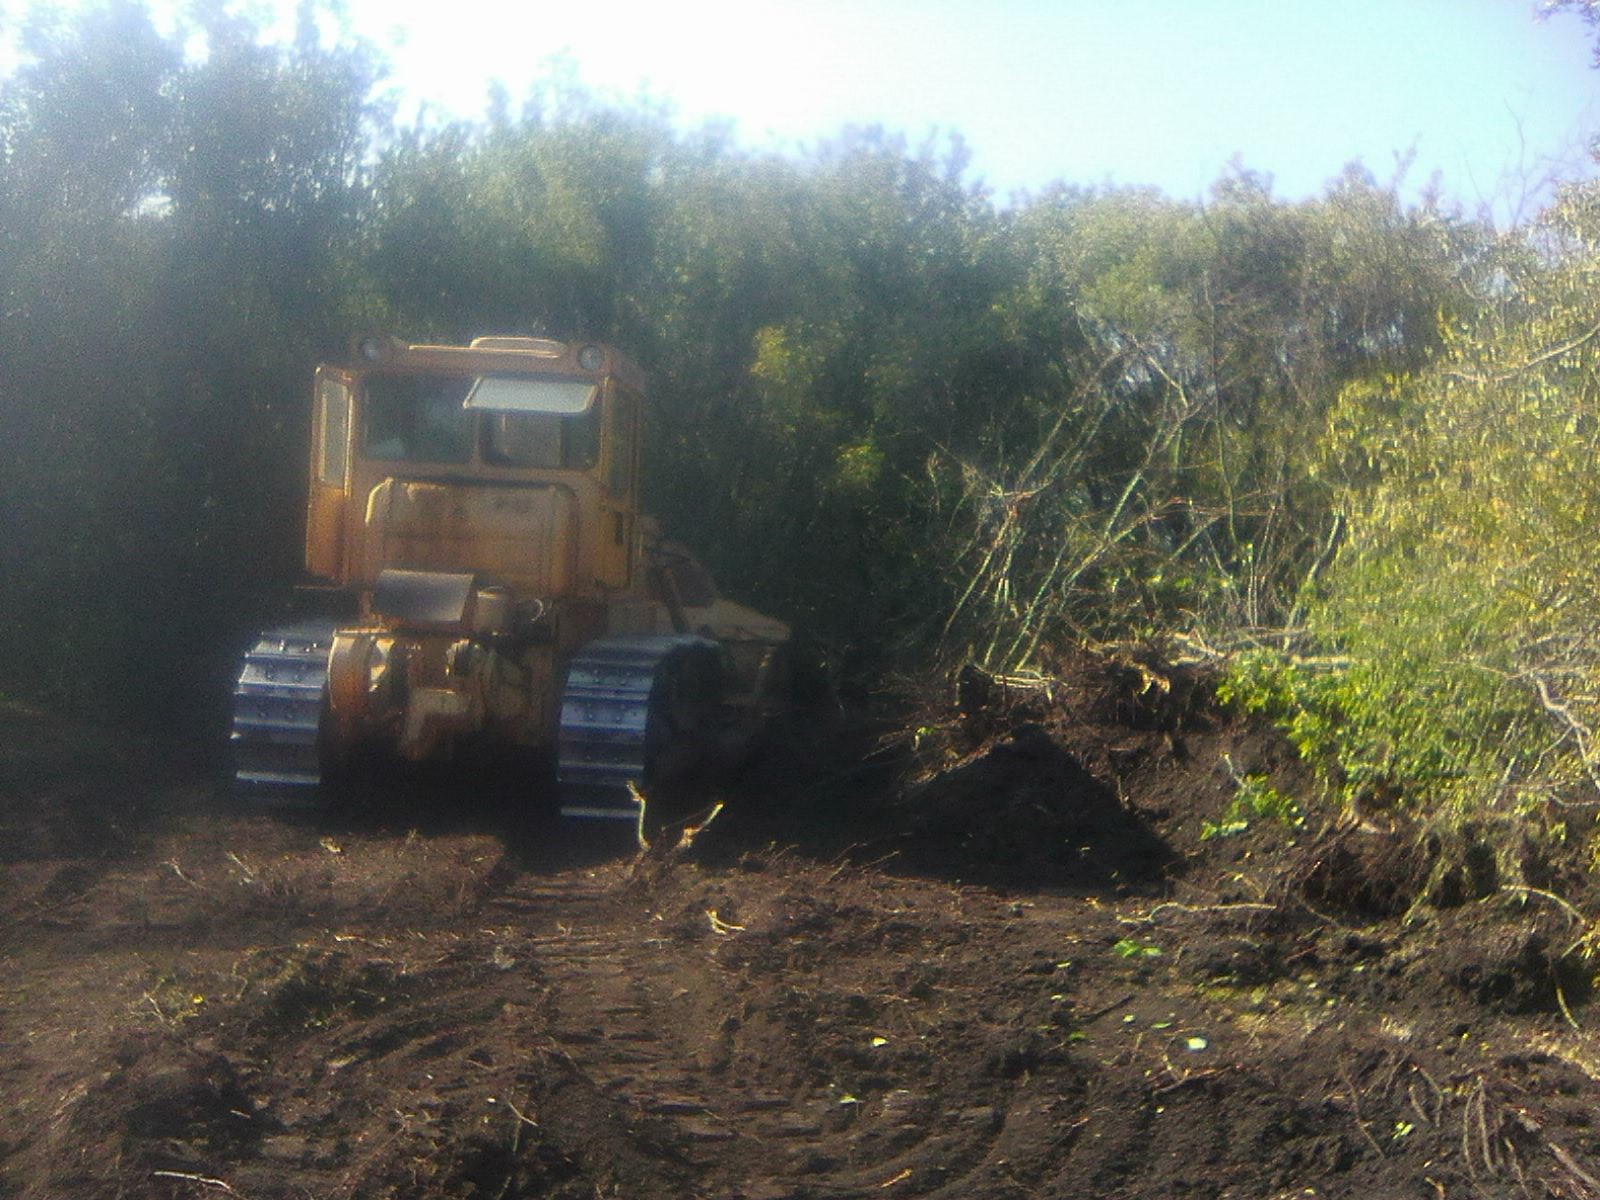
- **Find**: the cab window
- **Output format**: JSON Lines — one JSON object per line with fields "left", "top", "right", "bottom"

{"left": 317, "top": 376, "right": 350, "bottom": 485}
{"left": 362, "top": 374, "right": 474, "bottom": 464}
{"left": 484, "top": 406, "right": 601, "bottom": 469}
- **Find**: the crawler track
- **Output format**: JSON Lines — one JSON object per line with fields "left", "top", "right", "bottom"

{"left": 230, "top": 621, "right": 336, "bottom": 787}
{"left": 488, "top": 873, "right": 798, "bottom": 1177}
{"left": 557, "top": 635, "right": 721, "bottom": 820}
{"left": 229, "top": 628, "right": 721, "bottom": 809}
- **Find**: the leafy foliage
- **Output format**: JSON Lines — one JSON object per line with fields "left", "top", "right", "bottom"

{"left": 1292, "top": 188, "right": 1600, "bottom": 819}
{"left": 1199, "top": 769, "right": 1304, "bottom": 840}
{"left": 936, "top": 169, "right": 1472, "bottom": 669}
{"left": 0, "top": 2, "right": 379, "bottom": 715}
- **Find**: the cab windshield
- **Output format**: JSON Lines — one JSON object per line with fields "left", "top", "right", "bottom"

{"left": 361, "top": 373, "right": 600, "bottom": 469}
{"left": 362, "top": 375, "right": 474, "bottom": 464}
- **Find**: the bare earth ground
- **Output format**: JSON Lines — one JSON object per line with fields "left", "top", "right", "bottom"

{"left": 5, "top": 660, "right": 1600, "bottom": 1199}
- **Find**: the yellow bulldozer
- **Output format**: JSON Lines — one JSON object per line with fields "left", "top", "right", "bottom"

{"left": 231, "top": 334, "right": 790, "bottom": 819}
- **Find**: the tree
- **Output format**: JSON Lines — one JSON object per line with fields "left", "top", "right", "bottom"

{"left": 933, "top": 165, "right": 1474, "bottom": 671}
{"left": 1541, "top": 0, "right": 1600, "bottom": 65}
{"left": 0, "top": 1, "right": 381, "bottom": 717}
{"left": 1247, "top": 185, "right": 1600, "bottom": 827}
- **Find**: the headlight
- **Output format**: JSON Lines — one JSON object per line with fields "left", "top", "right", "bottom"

{"left": 577, "top": 344, "right": 606, "bottom": 372}
{"left": 355, "top": 335, "right": 391, "bottom": 364}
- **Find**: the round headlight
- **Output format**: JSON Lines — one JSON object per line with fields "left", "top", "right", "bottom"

{"left": 356, "top": 335, "right": 390, "bottom": 364}
{"left": 577, "top": 344, "right": 606, "bottom": 372}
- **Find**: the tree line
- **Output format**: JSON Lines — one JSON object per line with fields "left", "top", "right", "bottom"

{"left": 4, "top": 1, "right": 1598, "bottom": 839}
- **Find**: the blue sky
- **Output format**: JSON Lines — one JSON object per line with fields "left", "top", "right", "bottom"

{"left": 6, "top": 0, "right": 1598, "bottom": 222}
{"left": 364, "top": 0, "right": 1600, "bottom": 221}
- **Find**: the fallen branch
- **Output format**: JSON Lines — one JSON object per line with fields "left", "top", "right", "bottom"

{"left": 151, "top": 1172, "right": 244, "bottom": 1197}
{"left": 1557, "top": 981, "right": 1583, "bottom": 1033}
{"left": 1118, "top": 901, "right": 1277, "bottom": 927}
{"left": 1461, "top": 1078, "right": 1497, "bottom": 1179}
{"left": 1153, "top": 1067, "right": 1229, "bottom": 1096}
{"left": 1498, "top": 884, "right": 1589, "bottom": 928}
{"left": 706, "top": 909, "right": 745, "bottom": 935}
{"left": 487, "top": 1095, "right": 540, "bottom": 1128}
{"left": 630, "top": 781, "right": 650, "bottom": 851}
{"left": 1529, "top": 674, "right": 1600, "bottom": 800}
{"left": 166, "top": 860, "right": 201, "bottom": 889}
{"left": 1079, "top": 992, "right": 1135, "bottom": 1023}
{"left": 1338, "top": 1058, "right": 1385, "bottom": 1160}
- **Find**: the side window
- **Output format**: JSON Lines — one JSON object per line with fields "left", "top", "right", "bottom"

{"left": 566, "top": 403, "right": 601, "bottom": 470}
{"left": 318, "top": 376, "right": 350, "bottom": 486}
{"left": 607, "top": 388, "right": 637, "bottom": 497}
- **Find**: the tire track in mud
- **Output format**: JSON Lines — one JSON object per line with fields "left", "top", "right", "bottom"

{"left": 487, "top": 871, "right": 802, "bottom": 1193}
{"left": 483, "top": 860, "right": 1029, "bottom": 1199}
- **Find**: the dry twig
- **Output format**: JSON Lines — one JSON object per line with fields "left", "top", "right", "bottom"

{"left": 1548, "top": 1141, "right": 1600, "bottom": 1195}
{"left": 1338, "top": 1058, "right": 1385, "bottom": 1160}
{"left": 150, "top": 1171, "right": 245, "bottom": 1197}
{"left": 1118, "top": 901, "right": 1277, "bottom": 927}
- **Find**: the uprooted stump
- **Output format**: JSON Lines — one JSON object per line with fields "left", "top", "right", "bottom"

{"left": 955, "top": 647, "right": 1220, "bottom": 741}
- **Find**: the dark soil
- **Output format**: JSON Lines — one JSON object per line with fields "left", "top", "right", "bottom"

{"left": 4, "top": 656, "right": 1600, "bottom": 1200}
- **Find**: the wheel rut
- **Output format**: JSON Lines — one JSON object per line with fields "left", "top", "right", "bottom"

{"left": 480, "top": 860, "right": 1021, "bottom": 1199}
{"left": 488, "top": 870, "right": 785, "bottom": 1176}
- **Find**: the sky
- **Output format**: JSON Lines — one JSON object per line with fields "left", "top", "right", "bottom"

{"left": 5, "top": 0, "right": 1599, "bottom": 222}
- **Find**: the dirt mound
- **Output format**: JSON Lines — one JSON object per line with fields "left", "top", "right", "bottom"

{"left": 883, "top": 725, "right": 1178, "bottom": 892}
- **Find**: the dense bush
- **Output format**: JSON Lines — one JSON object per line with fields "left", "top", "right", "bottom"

{"left": 1237, "top": 190, "right": 1600, "bottom": 826}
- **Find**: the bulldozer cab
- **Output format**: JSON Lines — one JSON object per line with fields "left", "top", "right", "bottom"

{"left": 306, "top": 336, "right": 644, "bottom": 598}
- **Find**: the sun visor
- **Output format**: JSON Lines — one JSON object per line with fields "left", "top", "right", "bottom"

{"left": 463, "top": 376, "right": 597, "bottom": 414}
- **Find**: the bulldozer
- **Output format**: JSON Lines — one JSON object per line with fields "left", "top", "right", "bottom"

{"left": 230, "top": 334, "right": 790, "bottom": 819}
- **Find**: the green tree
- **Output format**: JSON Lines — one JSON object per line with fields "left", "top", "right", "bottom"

{"left": 1293, "top": 185, "right": 1600, "bottom": 820}
{"left": 936, "top": 165, "right": 1473, "bottom": 670}
{"left": 0, "top": 1, "right": 380, "bottom": 717}
{"left": 363, "top": 84, "right": 674, "bottom": 340}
